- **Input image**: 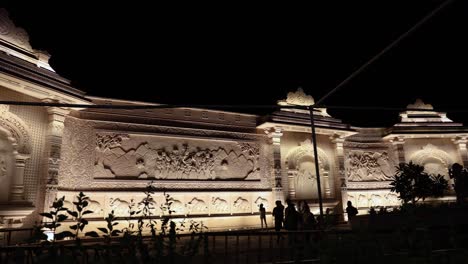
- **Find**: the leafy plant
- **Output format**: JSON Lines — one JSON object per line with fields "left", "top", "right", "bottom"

{"left": 67, "top": 192, "right": 93, "bottom": 239}
{"left": 40, "top": 196, "right": 73, "bottom": 242}
{"left": 85, "top": 211, "right": 121, "bottom": 244}
{"left": 390, "top": 162, "right": 448, "bottom": 204}
{"left": 139, "top": 181, "right": 157, "bottom": 238}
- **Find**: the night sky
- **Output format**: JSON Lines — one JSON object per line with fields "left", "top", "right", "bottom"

{"left": 3, "top": 1, "right": 467, "bottom": 127}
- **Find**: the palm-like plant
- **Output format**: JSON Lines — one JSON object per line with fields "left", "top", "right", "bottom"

{"left": 390, "top": 162, "right": 448, "bottom": 204}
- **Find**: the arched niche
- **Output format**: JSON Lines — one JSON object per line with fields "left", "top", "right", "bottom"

{"left": 0, "top": 104, "right": 31, "bottom": 202}
{"left": 285, "top": 139, "right": 332, "bottom": 200}
{"left": 409, "top": 144, "right": 453, "bottom": 179}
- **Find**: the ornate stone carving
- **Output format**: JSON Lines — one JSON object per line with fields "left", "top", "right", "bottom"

{"left": 0, "top": 9, "right": 32, "bottom": 51}
{"left": 59, "top": 117, "right": 271, "bottom": 190}
{"left": 254, "top": 196, "right": 268, "bottom": 209}
{"left": 0, "top": 156, "right": 6, "bottom": 179}
{"left": 187, "top": 198, "right": 208, "bottom": 213}
{"left": 88, "top": 200, "right": 103, "bottom": 217}
{"left": 59, "top": 117, "right": 95, "bottom": 188}
{"left": 407, "top": 99, "right": 433, "bottom": 110}
{"left": 409, "top": 144, "right": 453, "bottom": 177}
{"left": 369, "top": 194, "right": 383, "bottom": 208}
{"left": 89, "top": 120, "right": 269, "bottom": 143}
{"left": 277, "top": 88, "right": 330, "bottom": 116}
{"left": 347, "top": 181, "right": 392, "bottom": 189}
{"left": 167, "top": 199, "right": 184, "bottom": 214}
{"left": 345, "top": 150, "right": 394, "bottom": 181}
{"left": 109, "top": 198, "right": 129, "bottom": 216}
{"left": 286, "top": 139, "right": 329, "bottom": 170}
{"left": 285, "top": 139, "right": 331, "bottom": 199}
{"left": 385, "top": 193, "right": 399, "bottom": 205}
{"left": 94, "top": 134, "right": 260, "bottom": 180}
{"left": 211, "top": 197, "right": 229, "bottom": 212}
{"left": 233, "top": 197, "right": 250, "bottom": 212}
{"left": 0, "top": 104, "right": 32, "bottom": 154}
{"left": 278, "top": 88, "right": 315, "bottom": 106}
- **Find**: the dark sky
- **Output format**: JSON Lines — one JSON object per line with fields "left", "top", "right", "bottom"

{"left": 3, "top": 1, "right": 467, "bottom": 127}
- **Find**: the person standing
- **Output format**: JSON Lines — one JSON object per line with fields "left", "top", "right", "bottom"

{"left": 272, "top": 200, "right": 284, "bottom": 242}
{"left": 346, "top": 201, "right": 358, "bottom": 219}
{"left": 259, "top": 203, "right": 267, "bottom": 229}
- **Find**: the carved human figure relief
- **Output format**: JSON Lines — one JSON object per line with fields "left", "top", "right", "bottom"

{"left": 93, "top": 134, "right": 260, "bottom": 180}
{"left": 212, "top": 197, "right": 229, "bottom": 212}
{"left": 345, "top": 151, "right": 394, "bottom": 181}
{"left": 233, "top": 197, "right": 250, "bottom": 212}
{"left": 295, "top": 161, "right": 318, "bottom": 200}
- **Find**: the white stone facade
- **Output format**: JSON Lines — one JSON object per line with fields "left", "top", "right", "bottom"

{"left": 1, "top": 9, "right": 467, "bottom": 232}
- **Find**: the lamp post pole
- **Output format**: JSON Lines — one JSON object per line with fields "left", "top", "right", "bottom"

{"left": 309, "top": 106, "right": 324, "bottom": 219}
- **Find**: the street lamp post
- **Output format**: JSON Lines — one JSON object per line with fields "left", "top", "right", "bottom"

{"left": 309, "top": 106, "right": 324, "bottom": 219}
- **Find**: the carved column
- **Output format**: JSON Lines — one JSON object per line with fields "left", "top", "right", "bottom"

{"left": 9, "top": 153, "right": 29, "bottom": 201}
{"left": 453, "top": 136, "right": 468, "bottom": 168}
{"left": 43, "top": 103, "right": 69, "bottom": 209}
{"left": 266, "top": 127, "right": 284, "bottom": 203}
{"left": 391, "top": 137, "right": 406, "bottom": 164}
{"left": 331, "top": 135, "right": 346, "bottom": 215}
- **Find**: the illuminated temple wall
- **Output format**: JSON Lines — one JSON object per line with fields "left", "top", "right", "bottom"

{"left": 55, "top": 107, "right": 274, "bottom": 231}
{"left": 2, "top": 9, "right": 468, "bottom": 234}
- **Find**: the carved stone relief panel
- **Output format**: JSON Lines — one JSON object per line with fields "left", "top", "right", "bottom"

{"left": 59, "top": 118, "right": 271, "bottom": 190}
{"left": 347, "top": 190, "right": 400, "bottom": 209}
{"left": 0, "top": 155, "right": 6, "bottom": 179}
{"left": 94, "top": 133, "right": 261, "bottom": 181}
{"left": 56, "top": 191, "right": 272, "bottom": 220}
{"left": 187, "top": 197, "right": 209, "bottom": 214}
{"left": 0, "top": 136, "right": 13, "bottom": 202}
{"left": 254, "top": 196, "right": 269, "bottom": 210}
{"left": 232, "top": 197, "right": 250, "bottom": 213}
{"left": 211, "top": 196, "right": 230, "bottom": 214}
{"left": 345, "top": 150, "right": 395, "bottom": 181}
{"left": 285, "top": 140, "right": 331, "bottom": 200}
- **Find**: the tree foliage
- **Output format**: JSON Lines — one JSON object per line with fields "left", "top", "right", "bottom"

{"left": 390, "top": 162, "right": 448, "bottom": 204}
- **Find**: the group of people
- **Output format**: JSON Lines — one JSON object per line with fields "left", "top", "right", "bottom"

{"left": 262, "top": 200, "right": 317, "bottom": 232}
{"left": 259, "top": 199, "right": 359, "bottom": 237}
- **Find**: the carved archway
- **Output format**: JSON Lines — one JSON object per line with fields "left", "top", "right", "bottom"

{"left": 0, "top": 104, "right": 31, "bottom": 155}
{"left": 285, "top": 139, "right": 332, "bottom": 200}
{"left": 0, "top": 104, "right": 31, "bottom": 201}
{"left": 409, "top": 144, "right": 453, "bottom": 178}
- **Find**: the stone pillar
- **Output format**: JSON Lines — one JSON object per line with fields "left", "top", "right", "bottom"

{"left": 453, "top": 136, "right": 468, "bottom": 168}
{"left": 9, "top": 153, "right": 29, "bottom": 201}
{"left": 266, "top": 127, "right": 284, "bottom": 203}
{"left": 391, "top": 137, "right": 406, "bottom": 164}
{"left": 43, "top": 103, "right": 69, "bottom": 209}
{"left": 331, "top": 135, "right": 346, "bottom": 215}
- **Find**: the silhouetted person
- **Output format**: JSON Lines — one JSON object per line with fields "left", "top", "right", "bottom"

{"left": 272, "top": 200, "right": 284, "bottom": 242}
{"left": 302, "top": 204, "right": 316, "bottom": 243}
{"left": 259, "top": 203, "right": 267, "bottom": 229}
{"left": 346, "top": 201, "right": 358, "bottom": 220}
{"left": 284, "top": 199, "right": 298, "bottom": 244}
{"left": 284, "top": 199, "right": 298, "bottom": 231}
